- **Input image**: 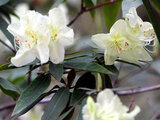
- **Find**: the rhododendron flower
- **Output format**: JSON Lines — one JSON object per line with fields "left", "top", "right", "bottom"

{"left": 47, "top": 8, "right": 74, "bottom": 64}
{"left": 92, "top": 7, "right": 155, "bottom": 65}
{"left": 125, "top": 7, "right": 156, "bottom": 44}
{"left": 7, "top": 11, "right": 50, "bottom": 67}
{"left": 82, "top": 89, "right": 140, "bottom": 120}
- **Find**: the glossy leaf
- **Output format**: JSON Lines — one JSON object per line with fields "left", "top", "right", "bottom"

{"left": 103, "top": 0, "right": 122, "bottom": 30}
{"left": 116, "top": 59, "right": 142, "bottom": 68}
{"left": 83, "top": 0, "right": 95, "bottom": 17}
{"left": 0, "top": 16, "right": 14, "bottom": 46}
{"left": 0, "top": 77, "right": 20, "bottom": 99}
{"left": 70, "top": 72, "right": 96, "bottom": 106}
{"left": 42, "top": 87, "right": 70, "bottom": 120}
{"left": 57, "top": 107, "right": 74, "bottom": 120}
{"left": 12, "top": 74, "right": 51, "bottom": 118}
{"left": 0, "top": 63, "right": 16, "bottom": 71}
{"left": 49, "top": 63, "right": 64, "bottom": 81}
{"left": 91, "top": 0, "right": 97, "bottom": 5}
{"left": 0, "top": 0, "right": 9, "bottom": 6}
{"left": 64, "top": 62, "right": 113, "bottom": 75}
{"left": 77, "top": 98, "right": 87, "bottom": 120}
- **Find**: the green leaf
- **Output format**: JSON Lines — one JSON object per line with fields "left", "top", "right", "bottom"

{"left": 42, "top": 87, "right": 70, "bottom": 120}
{"left": 116, "top": 59, "right": 142, "bottom": 68}
{"left": 70, "top": 72, "right": 95, "bottom": 106}
{"left": 52, "top": 0, "right": 65, "bottom": 8}
{"left": 0, "top": 0, "right": 9, "bottom": 6}
{"left": 0, "top": 63, "right": 16, "bottom": 71}
{"left": 83, "top": 0, "right": 95, "bottom": 18}
{"left": 12, "top": 74, "right": 51, "bottom": 118}
{"left": 77, "top": 98, "right": 87, "bottom": 120}
{"left": 64, "top": 61, "right": 113, "bottom": 75}
{"left": 0, "top": 16, "right": 14, "bottom": 46}
{"left": 142, "top": 0, "right": 160, "bottom": 41}
{"left": 122, "top": 0, "right": 142, "bottom": 17}
{"left": 151, "top": 0, "right": 160, "bottom": 12}
{"left": 0, "top": 77, "right": 20, "bottom": 99}
{"left": 91, "top": 0, "right": 97, "bottom": 5}
{"left": 49, "top": 63, "right": 64, "bottom": 81}
{"left": 103, "top": 0, "right": 122, "bottom": 30}
{"left": 57, "top": 107, "right": 74, "bottom": 120}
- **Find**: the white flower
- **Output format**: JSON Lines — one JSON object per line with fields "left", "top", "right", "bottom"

{"left": 7, "top": 10, "right": 50, "bottom": 67}
{"left": 92, "top": 7, "right": 156, "bottom": 65}
{"left": 92, "top": 19, "right": 152, "bottom": 65}
{"left": 82, "top": 89, "right": 140, "bottom": 120}
{"left": 47, "top": 8, "right": 74, "bottom": 64}
{"left": 125, "top": 7, "right": 156, "bottom": 45}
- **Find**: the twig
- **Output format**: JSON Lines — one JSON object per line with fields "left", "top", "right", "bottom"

{"left": 27, "top": 65, "right": 33, "bottom": 86}
{"left": 117, "top": 84, "right": 160, "bottom": 95}
{"left": 0, "top": 39, "right": 16, "bottom": 54}
{"left": 67, "top": 0, "right": 119, "bottom": 26}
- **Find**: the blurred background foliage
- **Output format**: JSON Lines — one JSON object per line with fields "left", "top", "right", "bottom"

{"left": 0, "top": 0, "right": 159, "bottom": 120}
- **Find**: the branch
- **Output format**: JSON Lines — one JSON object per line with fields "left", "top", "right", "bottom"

{"left": 0, "top": 39, "right": 16, "bottom": 54}
{"left": 67, "top": 0, "right": 119, "bottom": 26}
{"left": 117, "top": 84, "right": 160, "bottom": 95}
{"left": 27, "top": 65, "right": 33, "bottom": 86}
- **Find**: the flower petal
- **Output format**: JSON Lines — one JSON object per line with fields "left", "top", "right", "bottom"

{"left": 92, "top": 34, "right": 109, "bottom": 49}
{"left": 36, "top": 44, "right": 49, "bottom": 64}
{"left": 97, "top": 89, "right": 115, "bottom": 106}
{"left": 104, "top": 49, "right": 117, "bottom": 65}
{"left": 57, "top": 27, "right": 74, "bottom": 46}
{"left": 49, "top": 41, "right": 64, "bottom": 64}
{"left": 49, "top": 8, "right": 67, "bottom": 27}
{"left": 11, "top": 48, "right": 36, "bottom": 67}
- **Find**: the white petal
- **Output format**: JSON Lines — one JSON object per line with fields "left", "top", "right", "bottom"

{"left": 110, "top": 19, "right": 127, "bottom": 34}
{"left": 11, "top": 48, "right": 36, "bottom": 67}
{"left": 136, "top": 47, "right": 152, "bottom": 61}
{"left": 36, "top": 44, "right": 49, "bottom": 64}
{"left": 7, "top": 23, "right": 24, "bottom": 37}
{"left": 92, "top": 34, "right": 108, "bottom": 49}
{"left": 97, "top": 89, "right": 115, "bottom": 106}
{"left": 49, "top": 41, "right": 64, "bottom": 64}
{"left": 49, "top": 8, "right": 67, "bottom": 27}
{"left": 123, "top": 106, "right": 141, "bottom": 119}
{"left": 57, "top": 27, "right": 74, "bottom": 46}
{"left": 104, "top": 49, "right": 117, "bottom": 65}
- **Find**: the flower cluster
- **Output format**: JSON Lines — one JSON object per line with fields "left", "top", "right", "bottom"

{"left": 7, "top": 8, "right": 74, "bottom": 67}
{"left": 92, "top": 8, "right": 156, "bottom": 65}
{"left": 82, "top": 89, "right": 140, "bottom": 120}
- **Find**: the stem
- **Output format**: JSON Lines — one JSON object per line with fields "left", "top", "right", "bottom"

{"left": 67, "top": 0, "right": 120, "bottom": 26}
{"left": 27, "top": 65, "right": 33, "bottom": 86}
{"left": 0, "top": 39, "right": 16, "bottom": 54}
{"left": 117, "top": 84, "right": 160, "bottom": 95}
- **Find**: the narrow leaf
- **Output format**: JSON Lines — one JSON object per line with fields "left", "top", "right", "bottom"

{"left": 42, "top": 87, "right": 70, "bottom": 120}
{"left": 0, "top": 77, "right": 20, "bottom": 99}
{"left": 0, "top": 16, "right": 14, "bottom": 46}
{"left": 70, "top": 72, "right": 95, "bottom": 106}
{"left": 77, "top": 98, "right": 87, "bottom": 120}
{"left": 64, "top": 61, "right": 113, "bottom": 75}
{"left": 49, "top": 62, "right": 64, "bottom": 81}
{"left": 103, "top": 0, "right": 122, "bottom": 30}
{"left": 12, "top": 74, "right": 51, "bottom": 118}
{"left": 0, "top": 0, "right": 9, "bottom": 6}
{"left": 57, "top": 107, "right": 74, "bottom": 120}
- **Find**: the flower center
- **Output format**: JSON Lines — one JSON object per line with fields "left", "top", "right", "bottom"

{"left": 49, "top": 26, "right": 58, "bottom": 42}
{"left": 109, "top": 34, "right": 130, "bottom": 53}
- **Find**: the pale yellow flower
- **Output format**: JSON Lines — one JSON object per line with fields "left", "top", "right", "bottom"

{"left": 82, "top": 89, "right": 140, "bottom": 120}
